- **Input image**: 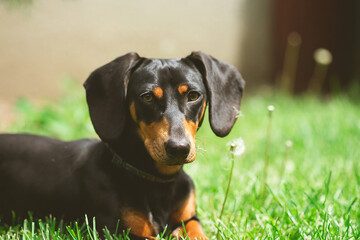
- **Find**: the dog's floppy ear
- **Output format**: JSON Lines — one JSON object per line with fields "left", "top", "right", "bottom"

{"left": 84, "top": 52, "right": 141, "bottom": 141}
{"left": 187, "top": 51, "right": 245, "bottom": 137}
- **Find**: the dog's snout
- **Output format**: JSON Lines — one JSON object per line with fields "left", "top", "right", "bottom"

{"left": 164, "top": 139, "right": 190, "bottom": 159}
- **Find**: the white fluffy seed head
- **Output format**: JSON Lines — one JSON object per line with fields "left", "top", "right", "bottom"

{"left": 228, "top": 137, "right": 246, "bottom": 157}
{"left": 267, "top": 105, "right": 275, "bottom": 112}
{"left": 314, "top": 48, "right": 333, "bottom": 65}
{"left": 285, "top": 140, "right": 293, "bottom": 148}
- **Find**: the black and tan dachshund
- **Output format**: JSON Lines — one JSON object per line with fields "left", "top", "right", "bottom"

{"left": 0, "top": 51, "right": 245, "bottom": 239}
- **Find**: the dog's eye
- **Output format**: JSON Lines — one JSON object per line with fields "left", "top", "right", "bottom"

{"left": 141, "top": 93, "right": 153, "bottom": 102}
{"left": 187, "top": 91, "right": 200, "bottom": 102}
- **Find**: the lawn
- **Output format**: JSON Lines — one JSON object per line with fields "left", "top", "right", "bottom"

{"left": 1, "top": 81, "right": 360, "bottom": 239}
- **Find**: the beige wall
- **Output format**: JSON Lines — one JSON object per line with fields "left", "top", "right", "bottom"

{"left": 0, "top": 0, "right": 271, "bottom": 102}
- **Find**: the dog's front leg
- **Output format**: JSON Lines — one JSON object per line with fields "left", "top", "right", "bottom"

{"left": 170, "top": 190, "right": 208, "bottom": 240}
{"left": 120, "top": 208, "right": 157, "bottom": 239}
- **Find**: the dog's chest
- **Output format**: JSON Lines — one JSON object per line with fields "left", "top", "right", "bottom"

{"left": 147, "top": 186, "right": 178, "bottom": 230}
{"left": 119, "top": 185, "right": 178, "bottom": 236}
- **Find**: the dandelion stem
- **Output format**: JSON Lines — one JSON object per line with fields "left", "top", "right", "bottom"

{"left": 216, "top": 145, "right": 235, "bottom": 240}
{"left": 280, "top": 140, "right": 293, "bottom": 180}
{"left": 279, "top": 32, "right": 302, "bottom": 94}
{"left": 219, "top": 151, "right": 234, "bottom": 220}
{"left": 308, "top": 48, "right": 332, "bottom": 93}
{"left": 262, "top": 106, "right": 274, "bottom": 198}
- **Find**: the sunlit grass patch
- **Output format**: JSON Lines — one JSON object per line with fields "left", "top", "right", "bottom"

{"left": 191, "top": 92, "right": 360, "bottom": 239}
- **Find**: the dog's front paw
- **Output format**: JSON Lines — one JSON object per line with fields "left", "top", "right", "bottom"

{"left": 145, "top": 236, "right": 157, "bottom": 240}
{"left": 186, "top": 232, "right": 208, "bottom": 240}
{"left": 171, "top": 225, "right": 208, "bottom": 240}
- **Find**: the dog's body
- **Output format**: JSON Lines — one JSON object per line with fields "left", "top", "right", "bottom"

{"left": 0, "top": 52, "right": 244, "bottom": 239}
{"left": 0, "top": 134, "right": 195, "bottom": 238}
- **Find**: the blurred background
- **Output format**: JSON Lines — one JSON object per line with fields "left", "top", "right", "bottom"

{"left": 0, "top": 0, "right": 359, "bottom": 129}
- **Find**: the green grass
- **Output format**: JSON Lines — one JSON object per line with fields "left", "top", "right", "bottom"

{"left": 1, "top": 81, "right": 360, "bottom": 239}
{"left": 192, "top": 92, "right": 360, "bottom": 239}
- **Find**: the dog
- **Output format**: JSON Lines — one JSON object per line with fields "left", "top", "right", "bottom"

{"left": 0, "top": 51, "right": 245, "bottom": 239}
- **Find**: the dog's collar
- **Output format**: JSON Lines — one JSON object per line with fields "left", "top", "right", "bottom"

{"left": 106, "top": 145, "right": 177, "bottom": 183}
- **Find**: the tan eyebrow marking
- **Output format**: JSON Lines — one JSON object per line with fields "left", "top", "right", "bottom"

{"left": 153, "top": 87, "right": 163, "bottom": 99}
{"left": 178, "top": 85, "right": 188, "bottom": 95}
{"left": 130, "top": 101, "right": 138, "bottom": 123}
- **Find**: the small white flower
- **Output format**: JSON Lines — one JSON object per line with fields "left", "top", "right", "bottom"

{"left": 285, "top": 140, "right": 293, "bottom": 148}
{"left": 227, "top": 137, "right": 246, "bottom": 156}
{"left": 267, "top": 105, "right": 275, "bottom": 112}
{"left": 314, "top": 48, "right": 332, "bottom": 65}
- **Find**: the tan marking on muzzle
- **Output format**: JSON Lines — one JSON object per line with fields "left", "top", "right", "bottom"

{"left": 155, "top": 162, "right": 181, "bottom": 175}
{"left": 178, "top": 84, "right": 188, "bottom": 95}
{"left": 153, "top": 87, "right": 163, "bottom": 99}
{"left": 183, "top": 119, "right": 198, "bottom": 163}
{"left": 138, "top": 117, "right": 181, "bottom": 175}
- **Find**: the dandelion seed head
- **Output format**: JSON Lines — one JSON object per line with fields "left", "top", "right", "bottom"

{"left": 314, "top": 48, "right": 332, "bottom": 65}
{"left": 288, "top": 32, "right": 302, "bottom": 46}
{"left": 285, "top": 140, "right": 293, "bottom": 148}
{"left": 267, "top": 105, "right": 275, "bottom": 112}
{"left": 227, "top": 137, "right": 245, "bottom": 156}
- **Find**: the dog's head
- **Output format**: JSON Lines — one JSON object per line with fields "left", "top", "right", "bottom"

{"left": 84, "top": 51, "right": 245, "bottom": 169}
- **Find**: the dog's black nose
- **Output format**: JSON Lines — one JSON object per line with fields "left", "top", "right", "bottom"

{"left": 164, "top": 139, "right": 190, "bottom": 159}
